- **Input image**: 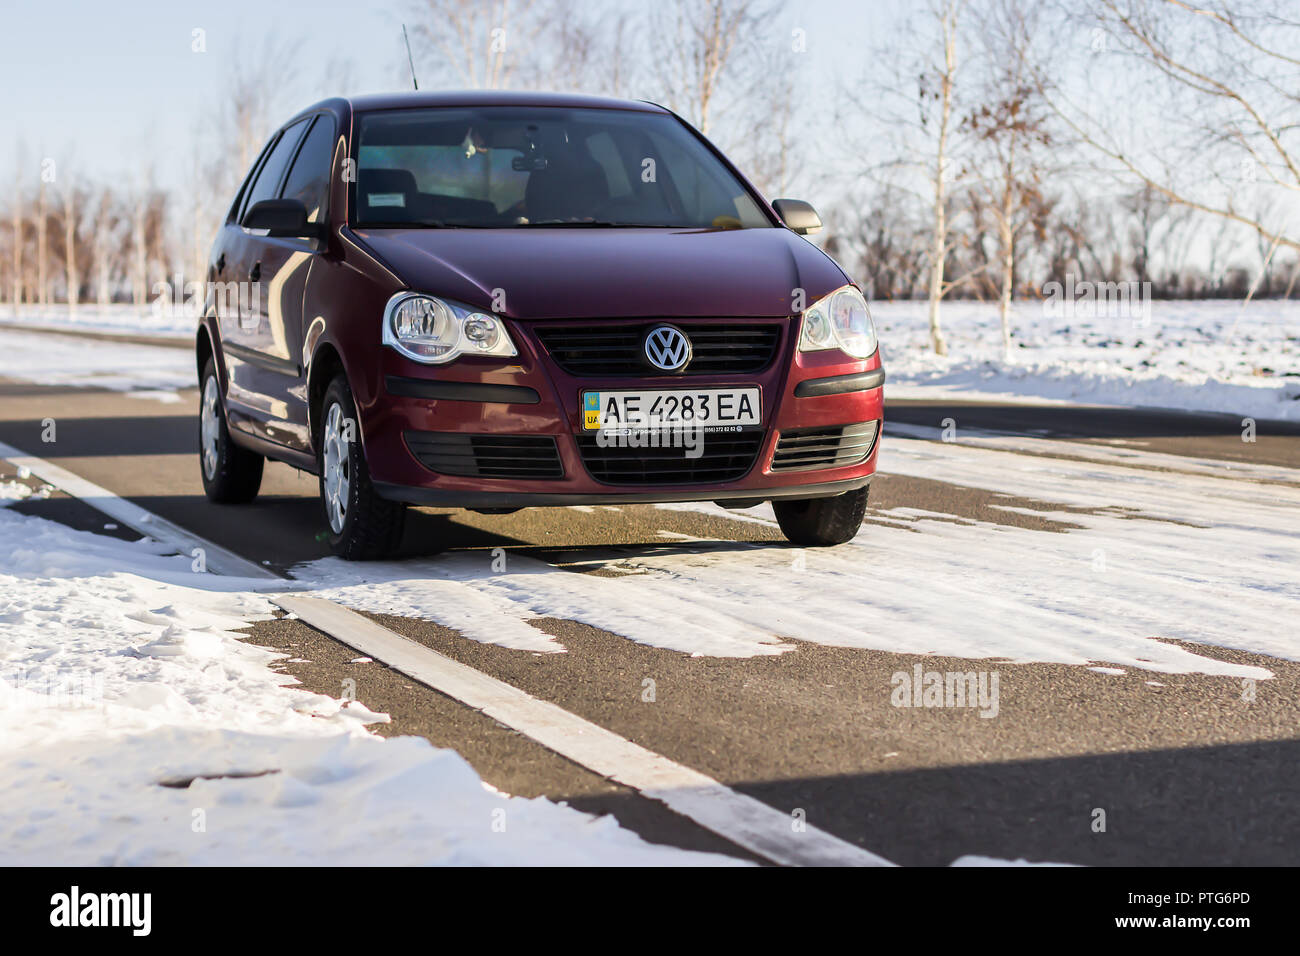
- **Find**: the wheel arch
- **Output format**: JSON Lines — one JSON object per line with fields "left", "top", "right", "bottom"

{"left": 196, "top": 321, "right": 216, "bottom": 385}
{"left": 307, "top": 341, "right": 348, "bottom": 451}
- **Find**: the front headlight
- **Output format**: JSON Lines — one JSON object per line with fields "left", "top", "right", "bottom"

{"left": 798, "top": 286, "right": 877, "bottom": 359}
{"left": 382, "top": 292, "right": 518, "bottom": 364}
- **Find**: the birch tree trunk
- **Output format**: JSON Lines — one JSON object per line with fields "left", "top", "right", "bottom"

{"left": 63, "top": 187, "right": 78, "bottom": 315}
{"left": 998, "top": 155, "right": 1015, "bottom": 361}
{"left": 94, "top": 192, "right": 111, "bottom": 307}
{"left": 37, "top": 178, "right": 48, "bottom": 307}
{"left": 132, "top": 202, "right": 147, "bottom": 309}
{"left": 926, "top": 3, "right": 957, "bottom": 357}
{"left": 10, "top": 189, "right": 21, "bottom": 315}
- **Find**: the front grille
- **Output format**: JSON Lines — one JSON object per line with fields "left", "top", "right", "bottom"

{"left": 770, "top": 422, "right": 879, "bottom": 472}
{"left": 404, "top": 431, "right": 564, "bottom": 479}
{"left": 534, "top": 323, "right": 783, "bottom": 376}
{"left": 576, "top": 429, "right": 764, "bottom": 485}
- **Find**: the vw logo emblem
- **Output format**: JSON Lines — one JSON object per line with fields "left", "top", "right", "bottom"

{"left": 643, "top": 325, "right": 692, "bottom": 373}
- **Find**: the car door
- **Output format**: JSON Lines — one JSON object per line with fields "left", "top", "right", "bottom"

{"left": 253, "top": 113, "right": 337, "bottom": 451}
{"left": 218, "top": 117, "right": 311, "bottom": 449}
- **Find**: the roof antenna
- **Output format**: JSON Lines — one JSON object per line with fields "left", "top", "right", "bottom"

{"left": 402, "top": 24, "right": 419, "bottom": 90}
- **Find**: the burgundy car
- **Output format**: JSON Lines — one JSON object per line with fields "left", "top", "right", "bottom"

{"left": 197, "top": 91, "right": 884, "bottom": 559}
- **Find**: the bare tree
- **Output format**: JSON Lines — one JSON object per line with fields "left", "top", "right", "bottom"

{"left": 651, "top": 0, "right": 774, "bottom": 137}
{"left": 839, "top": 182, "right": 932, "bottom": 300}
{"left": 966, "top": 0, "right": 1052, "bottom": 358}
{"left": 36, "top": 164, "right": 48, "bottom": 307}
{"left": 840, "top": 0, "right": 993, "bottom": 346}
{"left": 1042, "top": 0, "right": 1300, "bottom": 255}
{"left": 10, "top": 148, "right": 23, "bottom": 314}
{"left": 923, "top": 1, "right": 965, "bottom": 355}
{"left": 409, "top": 0, "right": 630, "bottom": 95}
{"left": 220, "top": 37, "right": 299, "bottom": 190}
{"left": 61, "top": 170, "right": 79, "bottom": 313}
{"left": 411, "top": 0, "right": 544, "bottom": 90}
{"left": 91, "top": 187, "right": 117, "bottom": 307}
{"left": 131, "top": 176, "right": 148, "bottom": 308}
{"left": 730, "top": 27, "right": 811, "bottom": 199}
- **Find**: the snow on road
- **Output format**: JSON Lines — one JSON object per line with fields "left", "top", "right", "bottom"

{"left": 0, "top": 488, "right": 738, "bottom": 865}
{"left": 298, "top": 436, "right": 1298, "bottom": 677}
{"left": 877, "top": 299, "right": 1300, "bottom": 421}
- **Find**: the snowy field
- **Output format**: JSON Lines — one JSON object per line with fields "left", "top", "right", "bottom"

{"left": 875, "top": 298, "right": 1300, "bottom": 422}
{"left": 1, "top": 303, "right": 193, "bottom": 341}
{"left": 0, "top": 326, "right": 193, "bottom": 399}
{"left": 4, "top": 299, "right": 1298, "bottom": 420}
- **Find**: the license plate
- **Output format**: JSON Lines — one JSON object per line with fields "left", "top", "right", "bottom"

{"left": 582, "top": 388, "right": 760, "bottom": 430}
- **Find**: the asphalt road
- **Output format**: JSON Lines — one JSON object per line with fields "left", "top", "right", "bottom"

{"left": 2, "top": 357, "right": 1298, "bottom": 866}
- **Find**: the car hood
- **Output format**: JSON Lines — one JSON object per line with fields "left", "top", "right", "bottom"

{"left": 351, "top": 226, "right": 850, "bottom": 320}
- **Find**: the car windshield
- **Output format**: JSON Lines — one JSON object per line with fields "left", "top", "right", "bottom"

{"left": 350, "top": 106, "right": 773, "bottom": 230}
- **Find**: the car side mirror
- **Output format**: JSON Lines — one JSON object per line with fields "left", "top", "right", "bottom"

{"left": 772, "top": 198, "right": 822, "bottom": 236}
{"left": 243, "top": 198, "right": 318, "bottom": 238}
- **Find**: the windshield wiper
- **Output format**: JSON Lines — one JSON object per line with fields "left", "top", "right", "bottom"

{"left": 518, "top": 220, "right": 673, "bottom": 228}
{"left": 356, "top": 220, "right": 520, "bottom": 229}
{"left": 355, "top": 220, "right": 449, "bottom": 229}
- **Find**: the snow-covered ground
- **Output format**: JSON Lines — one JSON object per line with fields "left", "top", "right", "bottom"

{"left": 0, "top": 326, "right": 193, "bottom": 399}
{"left": 1, "top": 303, "right": 193, "bottom": 341}
{"left": 0, "top": 486, "right": 739, "bottom": 866}
{"left": 876, "top": 299, "right": 1300, "bottom": 421}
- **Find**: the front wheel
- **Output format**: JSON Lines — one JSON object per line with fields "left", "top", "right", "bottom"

{"left": 199, "top": 358, "right": 263, "bottom": 503}
{"left": 772, "top": 485, "right": 869, "bottom": 546}
{"left": 317, "top": 375, "right": 406, "bottom": 560}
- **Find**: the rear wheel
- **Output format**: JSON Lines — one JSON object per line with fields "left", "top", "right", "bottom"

{"left": 317, "top": 374, "right": 406, "bottom": 560}
{"left": 199, "top": 357, "right": 263, "bottom": 503}
{"left": 773, "top": 485, "right": 869, "bottom": 546}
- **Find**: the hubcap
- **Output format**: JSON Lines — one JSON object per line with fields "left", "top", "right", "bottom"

{"left": 321, "top": 402, "right": 351, "bottom": 534}
{"left": 200, "top": 376, "right": 220, "bottom": 481}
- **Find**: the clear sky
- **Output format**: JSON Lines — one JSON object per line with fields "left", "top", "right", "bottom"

{"left": 3, "top": 0, "right": 414, "bottom": 187}
{"left": 0, "top": 0, "right": 884, "bottom": 191}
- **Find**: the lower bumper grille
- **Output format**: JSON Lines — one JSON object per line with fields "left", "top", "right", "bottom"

{"left": 404, "top": 431, "right": 564, "bottom": 479}
{"left": 770, "top": 422, "right": 879, "bottom": 472}
{"left": 576, "top": 429, "right": 764, "bottom": 485}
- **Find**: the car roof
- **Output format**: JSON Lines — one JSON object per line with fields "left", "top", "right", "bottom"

{"left": 298, "top": 90, "right": 668, "bottom": 118}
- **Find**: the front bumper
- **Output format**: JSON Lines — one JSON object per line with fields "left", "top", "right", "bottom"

{"left": 357, "top": 316, "right": 884, "bottom": 505}
{"left": 374, "top": 474, "right": 872, "bottom": 508}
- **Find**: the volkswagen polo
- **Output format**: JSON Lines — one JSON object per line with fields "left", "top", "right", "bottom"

{"left": 197, "top": 91, "right": 884, "bottom": 559}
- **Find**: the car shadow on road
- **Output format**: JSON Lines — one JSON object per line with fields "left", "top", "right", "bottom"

{"left": 0, "top": 412, "right": 195, "bottom": 459}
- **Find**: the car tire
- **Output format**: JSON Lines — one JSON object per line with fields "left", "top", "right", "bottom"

{"left": 772, "top": 485, "right": 869, "bottom": 546}
{"left": 199, "top": 357, "right": 264, "bottom": 503}
{"left": 317, "top": 374, "right": 406, "bottom": 560}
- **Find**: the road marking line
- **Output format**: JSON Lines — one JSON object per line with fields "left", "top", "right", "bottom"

{"left": 273, "top": 593, "right": 895, "bottom": 868}
{"left": 0, "top": 439, "right": 278, "bottom": 579}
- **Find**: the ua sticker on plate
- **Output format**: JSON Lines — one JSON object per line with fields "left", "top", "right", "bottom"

{"left": 583, "top": 392, "right": 602, "bottom": 429}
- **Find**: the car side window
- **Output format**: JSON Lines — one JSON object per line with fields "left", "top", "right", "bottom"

{"left": 229, "top": 138, "right": 275, "bottom": 223}
{"left": 240, "top": 118, "right": 310, "bottom": 224}
{"left": 280, "top": 116, "right": 336, "bottom": 224}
